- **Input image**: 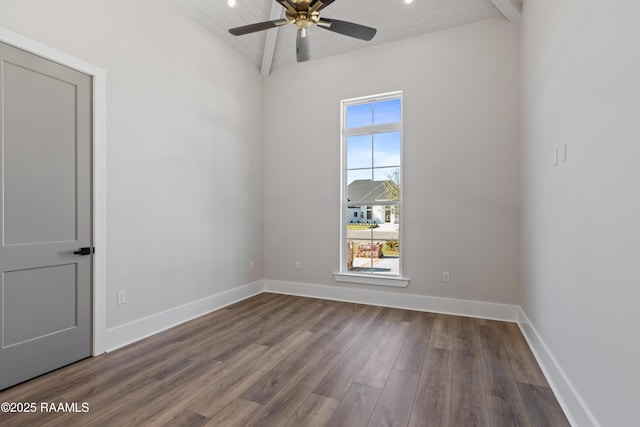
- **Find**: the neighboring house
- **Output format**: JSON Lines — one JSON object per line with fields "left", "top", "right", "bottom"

{"left": 347, "top": 179, "right": 397, "bottom": 224}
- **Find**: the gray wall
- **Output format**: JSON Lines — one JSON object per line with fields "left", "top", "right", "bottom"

{"left": 0, "top": 0, "right": 265, "bottom": 329}
{"left": 264, "top": 18, "right": 522, "bottom": 305}
{"left": 521, "top": 0, "right": 640, "bottom": 425}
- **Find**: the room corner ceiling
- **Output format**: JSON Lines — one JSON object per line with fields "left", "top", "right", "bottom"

{"left": 182, "top": 0, "right": 522, "bottom": 77}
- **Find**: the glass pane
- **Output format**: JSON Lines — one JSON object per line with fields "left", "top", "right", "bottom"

{"left": 346, "top": 134, "right": 372, "bottom": 169}
{"left": 373, "top": 99, "right": 401, "bottom": 125}
{"left": 373, "top": 168, "right": 400, "bottom": 201}
{"left": 346, "top": 205, "right": 400, "bottom": 275}
{"left": 373, "top": 131, "right": 401, "bottom": 168}
{"left": 347, "top": 169, "right": 372, "bottom": 188}
{"left": 346, "top": 103, "right": 372, "bottom": 128}
{"left": 373, "top": 167, "right": 400, "bottom": 183}
{"left": 347, "top": 178, "right": 389, "bottom": 204}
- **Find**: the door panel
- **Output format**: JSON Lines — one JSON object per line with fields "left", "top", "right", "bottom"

{"left": 0, "top": 41, "right": 92, "bottom": 390}
{"left": 3, "top": 264, "right": 78, "bottom": 347}
{"left": 3, "top": 60, "right": 78, "bottom": 245}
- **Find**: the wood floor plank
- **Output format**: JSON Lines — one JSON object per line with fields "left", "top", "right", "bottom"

{"left": 240, "top": 337, "right": 336, "bottom": 405}
{"left": 325, "top": 383, "right": 382, "bottom": 427}
{"left": 355, "top": 320, "right": 412, "bottom": 388}
{"left": 451, "top": 318, "right": 486, "bottom": 394}
{"left": 313, "top": 313, "right": 390, "bottom": 400}
{"left": 161, "top": 410, "right": 211, "bottom": 427}
{"left": 449, "top": 386, "right": 491, "bottom": 427}
{"left": 429, "top": 314, "right": 462, "bottom": 350}
{"left": 5, "top": 339, "right": 193, "bottom": 427}
{"left": 244, "top": 349, "right": 342, "bottom": 427}
{"left": 205, "top": 318, "right": 282, "bottom": 361}
{"left": 368, "top": 369, "right": 419, "bottom": 427}
{"left": 187, "top": 296, "right": 303, "bottom": 362}
{"left": 477, "top": 323, "right": 523, "bottom": 400}
{"left": 0, "top": 294, "right": 569, "bottom": 427}
{"left": 408, "top": 346, "right": 452, "bottom": 427}
{"left": 304, "top": 300, "right": 351, "bottom": 333}
{"left": 393, "top": 312, "right": 434, "bottom": 374}
{"left": 190, "top": 330, "right": 314, "bottom": 417}
{"left": 240, "top": 301, "right": 359, "bottom": 405}
{"left": 285, "top": 394, "right": 340, "bottom": 427}
{"left": 85, "top": 345, "right": 260, "bottom": 426}
{"left": 418, "top": 346, "right": 453, "bottom": 389}
{"left": 206, "top": 399, "right": 263, "bottom": 427}
{"left": 324, "top": 304, "right": 382, "bottom": 353}
{"left": 408, "top": 384, "right": 450, "bottom": 427}
{"left": 517, "top": 382, "right": 571, "bottom": 427}
{"left": 256, "top": 294, "right": 318, "bottom": 323}
{"left": 499, "top": 322, "right": 549, "bottom": 387}
{"left": 378, "top": 306, "right": 416, "bottom": 323}
{"left": 0, "top": 353, "right": 116, "bottom": 402}
{"left": 486, "top": 394, "right": 532, "bottom": 427}
{"left": 83, "top": 357, "right": 225, "bottom": 426}
{"left": 449, "top": 318, "right": 491, "bottom": 426}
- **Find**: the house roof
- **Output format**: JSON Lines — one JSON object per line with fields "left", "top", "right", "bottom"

{"left": 348, "top": 179, "right": 394, "bottom": 203}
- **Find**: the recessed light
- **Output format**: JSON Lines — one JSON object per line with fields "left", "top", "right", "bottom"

{"left": 228, "top": 0, "right": 236, "bottom": 7}
{"left": 405, "top": 0, "right": 414, "bottom": 4}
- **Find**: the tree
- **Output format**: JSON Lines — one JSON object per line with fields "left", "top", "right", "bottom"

{"left": 383, "top": 169, "right": 400, "bottom": 222}
{"left": 383, "top": 169, "right": 400, "bottom": 201}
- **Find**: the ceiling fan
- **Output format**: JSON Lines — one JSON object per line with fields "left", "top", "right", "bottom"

{"left": 228, "top": 0, "right": 377, "bottom": 63}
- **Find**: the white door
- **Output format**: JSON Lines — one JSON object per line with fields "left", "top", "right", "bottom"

{"left": 0, "top": 41, "right": 92, "bottom": 390}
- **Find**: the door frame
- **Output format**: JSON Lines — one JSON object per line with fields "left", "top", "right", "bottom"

{"left": 0, "top": 26, "right": 107, "bottom": 355}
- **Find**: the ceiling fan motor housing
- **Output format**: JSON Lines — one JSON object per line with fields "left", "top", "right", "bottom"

{"left": 286, "top": 9, "right": 321, "bottom": 29}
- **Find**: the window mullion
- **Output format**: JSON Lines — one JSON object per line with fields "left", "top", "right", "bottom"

{"left": 343, "top": 123, "right": 400, "bottom": 137}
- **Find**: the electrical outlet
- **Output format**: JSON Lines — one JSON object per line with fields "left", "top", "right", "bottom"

{"left": 250, "top": 261, "right": 254, "bottom": 270}
{"left": 442, "top": 272, "right": 450, "bottom": 282}
{"left": 295, "top": 261, "right": 301, "bottom": 270}
{"left": 116, "top": 290, "right": 126, "bottom": 305}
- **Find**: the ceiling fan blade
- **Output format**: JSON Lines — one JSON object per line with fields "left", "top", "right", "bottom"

{"left": 309, "top": 0, "right": 336, "bottom": 12}
{"left": 319, "top": 18, "right": 377, "bottom": 41}
{"left": 296, "top": 29, "right": 311, "bottom": 63}
{"left": 229, "top": 19, "right": 288, "bottom": 36}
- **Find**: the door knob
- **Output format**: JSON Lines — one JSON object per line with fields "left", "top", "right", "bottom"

{"left": 73, "top": 247, "right": 94, "bottom": 256}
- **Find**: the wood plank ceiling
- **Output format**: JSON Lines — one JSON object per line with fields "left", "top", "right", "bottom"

{"left": 183, "top": 0, "right": 522, "bottom": 77}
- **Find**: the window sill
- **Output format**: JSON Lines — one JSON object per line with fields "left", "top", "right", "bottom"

{"left": 333, "top": 273, "right": 410, "bottom": 288}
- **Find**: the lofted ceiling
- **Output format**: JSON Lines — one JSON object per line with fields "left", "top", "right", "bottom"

{"left": 182, "top": 0, "right": 522, "bottom": 77}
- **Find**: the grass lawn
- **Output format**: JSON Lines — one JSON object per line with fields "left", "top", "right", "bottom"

{"left": 347, "top": 224, "right": 378, "bottom": 230}
{"left": 382, "top": 248, "right": 399, "bottom": 256}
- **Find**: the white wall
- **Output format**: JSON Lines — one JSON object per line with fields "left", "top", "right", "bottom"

{"left": 264, "top": 18, "right": 521, "bottom": 305}
{"left": 0, "top": 0, "right": 264, "bottom": 332}
{"left": 521, "top": 0, "right": 640, "bottom": 425}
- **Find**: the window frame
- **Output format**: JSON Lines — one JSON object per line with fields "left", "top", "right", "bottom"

{"left": 334, "top": 91, "right": 409, "bottom": 288}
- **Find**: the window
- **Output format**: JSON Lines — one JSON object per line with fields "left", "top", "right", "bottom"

{"left": 335, "top": 92, "right": 408, "bottom": 287}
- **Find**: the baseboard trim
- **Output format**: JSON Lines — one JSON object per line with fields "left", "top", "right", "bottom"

{"left": 263, "top": 279, "right": 520, "bottom": 322}
{"left": 104, "top": 280, "right": 264, "bottom": 352}
{"left": 517, "top": 308, "right": 601, "bottom": 427}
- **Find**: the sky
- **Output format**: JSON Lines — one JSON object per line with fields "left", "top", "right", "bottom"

{"left": 346, "top": 98, "right": 401, "bottom": 185}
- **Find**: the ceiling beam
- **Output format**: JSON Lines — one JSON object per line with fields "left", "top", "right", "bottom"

{"left": 490, "top": 0, "right": 522, "bottom": 23}
{"left": 261, "top": 1, "right": 283, "bottom": 78}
